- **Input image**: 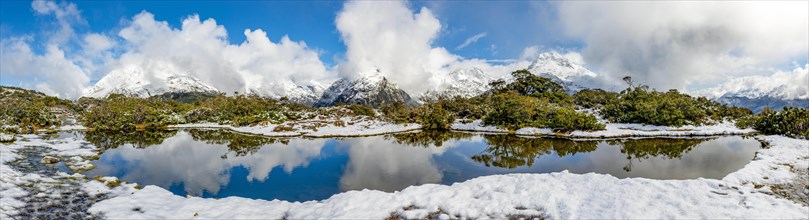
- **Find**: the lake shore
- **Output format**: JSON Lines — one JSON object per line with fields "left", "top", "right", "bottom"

{"left": 1, "top": 129, "right": 806, "bottom": 219}
{"left": 80, "top": 135, "right": 807, "bottom": 219}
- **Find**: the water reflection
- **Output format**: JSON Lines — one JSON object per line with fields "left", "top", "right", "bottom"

{"left": 471, "top": 136, "right": 599, "bottom": 169}
{"left": 339, "top": 136, "right": 449, "bottom": 191}
{"left": 84, "top": 130, "right": 177, "bottom": 150}
{"left": 86, "top": 130, "right": 326, "bottom": 197}
{"left": 86, "top": 130, "right": 761, "bottom": 201}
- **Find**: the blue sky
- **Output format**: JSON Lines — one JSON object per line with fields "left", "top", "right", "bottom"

{"left": 0, "top": 0, "right": 575, "bottom": 66}
{"left": 1, "top": 0, "right": 806, "bottom": 99}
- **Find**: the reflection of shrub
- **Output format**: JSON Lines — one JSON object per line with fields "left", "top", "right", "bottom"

{"left": 389, "top": 131, "right": 473, "bottom": 147}
{"left": 84, "top": 130, "right": 177, "bottom": 150}
{"left": 189, "top": 129, "right": 283, "bottom": 156}
{"left": 472, "top": 135, "right": 598, "bottom": 169}
{"left": 611, "top": 138, "right": 708, "bottom": 160}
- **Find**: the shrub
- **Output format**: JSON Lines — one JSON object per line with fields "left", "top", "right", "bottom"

{"left": 744, "top": 107, "right": 809, "bottom": 139}
{"left": 0, "top": 86, "right": 79, "bottom": 132}
{"left": 483, "top": 91, "right": 540, "bottom": 129}
{"left": 381, "top": 101, "right": 415, "bottom": 124}
{"left": 346, "top": 104, "right": 376, "bottom": 117}
{"left": 82, "top": 96, "right": 174, "bottom": 131}
{"left": 439, "top": 96, "right": 490, "bottom": 120}
{"left": 414, "top": 102, "right": 455, "bottom": 131}
{"left": 573, "top": 89, "right": 619, "bottom": 109}
{"left": 550, "top": 108, "right": 606, "bottom": 132}
{"left": 491, "top": 69, "right": 572, "bottom": 104}
{"left": 600, "top": 88, "right": 705, "bottom": 126}
{"left": 482, "top": 91, "right": 605, "bottom": 131}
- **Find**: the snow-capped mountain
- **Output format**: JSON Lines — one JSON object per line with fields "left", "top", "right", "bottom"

{"left": 421, "top": 67, "right": 492, "bottom": 101}
{"left": 526, "top": 51, "right": 617, "bottom": 93}
{"left": 694, "top": 66, "right": 809, "bottom": 113}
{"left": 83, "top": 64, "right": 219, "bottom": 99}
{"left": 83, "top": 63, "right": 327, "bottom": 104}
{"left": 315, "top": 71, "right": 416, "bottom": 107}
{"left": 243, "top": 80, "right": 326, "bottom": 105}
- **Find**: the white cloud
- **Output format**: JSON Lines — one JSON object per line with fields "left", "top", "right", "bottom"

{"left": 101, "top": 12, "right": 333, "bottom": 97}
{"left": 694, "top": 65, "right": 809, "bottom": 100}
{"left": 335, "top": 1, "right": 525, "bottom": 95}
{"left": 456, "top": 32, "right": 487, "bottom": 50}
{"left": 557, "top": 1, "right": 809, "bottom": 91}
{"left": 0, "top": 39, "right": 90, "bottom": 98}
{"left": 83, "top": 33, "right": 114, "bottom": 52}
{"left": 31, "top": 0, "right": 85, "bottom": 45}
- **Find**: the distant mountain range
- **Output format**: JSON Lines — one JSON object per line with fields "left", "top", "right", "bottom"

{"left": 82, "top": 52, "right": 806, "bottom": 112}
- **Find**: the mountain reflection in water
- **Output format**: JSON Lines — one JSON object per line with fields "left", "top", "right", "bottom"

{"left": 84, "top": 129, "right": 761, "bottom": 201}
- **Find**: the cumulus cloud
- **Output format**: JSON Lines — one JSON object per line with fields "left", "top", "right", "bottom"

{"left": 110, "top": 12, "right": 332, "bottom": 96}
{"left": 0, "top": 38, "right": 90, "bottom": 98}
{"left": 557, "top": 1, "right": 809, "bottom": 91}
{"left": 31, "top": 0, "right": 85, "bottom": 45}
{"left": 336, "top": 1, "right": 525, "bottom": 95}
{"left": 695, "top": 65, "right": 809, "bottom": 100}
{"left": 0, "top": 0, "right": 92, "bottom": 98}
{"left": 456, "top": 32, "right": 487, "bottom": 50}
{"left": 3, "top": 0, "right": 332, "bottom": 99}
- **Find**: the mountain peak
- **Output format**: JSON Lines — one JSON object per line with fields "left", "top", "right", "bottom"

{"left": 315, "top": 71, "right": 416, "bottom": 107}
{"left": 83, "top": 64, "right": 219, "bottom": 99}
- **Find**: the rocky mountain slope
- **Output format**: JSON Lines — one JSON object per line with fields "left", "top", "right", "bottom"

{"left": 315, "top": 71, "right": 416, "bottom": 107}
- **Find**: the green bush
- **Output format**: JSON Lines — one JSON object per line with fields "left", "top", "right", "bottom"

{"left": 414, "top": 102, "right": 455, "bottom": 130}
{"left": 82, "top": 96, "right": 175, "bottom": 131}
{"left": 742, "top": 107, "right": 809, "bottom": 139}
{"left": 381, "top": 101, "right": 415, "bottom": 124}
{"left": 481, "top": 91, "right": 604, "bottom": 131}
{"left": 551, "top": 108, "right": 606, "bottom": 132}
{"left": 573, "top": 89, "right": 619, "bottom": 109}
{"left": 0, "top": 86, "right": 79, "bottom": 133}
{"left": 490, "top": 69, "right": 572, "bottom": 104}
{"left": 346, "top": 104, "right": 376, "bottom": 117}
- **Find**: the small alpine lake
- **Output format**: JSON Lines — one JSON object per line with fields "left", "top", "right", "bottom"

{"left": 81, "top": 129, "right": 762, "bottom": 202}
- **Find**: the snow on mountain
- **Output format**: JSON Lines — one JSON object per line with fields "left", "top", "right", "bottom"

{"left": 315, "top": 70, "right": 416, "bottom": 107}
{"left": 691, "top": 65, "right": 809, "bottom": 113}
{"left": 526, "top": 51, "right": 617, "bottom": 93}
{"left": 83, "top": 63, "right": 327, "bottom": 104}
{"left": 695, "top": 65, "right": 809, "bottom": 100}
{"left": 83, "top": 64, "right": 219, "bottom": 99}
{"left": 243, "top": 80, "right": 326, "bottom": 105}
{"left": 420, "top": 67, "right": 492, "bottom": 101}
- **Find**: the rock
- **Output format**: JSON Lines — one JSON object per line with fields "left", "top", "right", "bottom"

{"left": 41, "top": 156, "right": 59, "bottom": 164}
{"left": 0, "top": 133, "right": 14, "bottom": 142}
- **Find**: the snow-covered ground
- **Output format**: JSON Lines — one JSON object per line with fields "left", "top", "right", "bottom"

{"left": 81, "top": 135, "right": 808, "bottom": 219}
{"left": 2, "top": 126, "right": 805, "bottom": 219}
{"left": 452, "top": 120, "right": 756, "bottom": 138}
{"left": 169, "top": 118, "right": 421, "bottom": 138}
{"left": 1, "top": 134, "right": 101, "bottom": 219}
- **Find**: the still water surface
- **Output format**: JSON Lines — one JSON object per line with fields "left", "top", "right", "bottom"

{"left": 83, "top": 129, "right": 761, "bottom": 202}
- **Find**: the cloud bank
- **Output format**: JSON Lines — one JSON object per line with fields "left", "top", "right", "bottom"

{"left": 335, "top": 1, "right": 524, "bottom": 95}
{"left": 1, "top": 1, "right": 331, "bottom": 99}
{"left": 557, "top": 1, "right": 809, "bottom": 91}
{"left": 113, "top": 12, "right": 331, "bottom": 96}
{"left": 695, "top": 65, "right": 809, "bottom": 100}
